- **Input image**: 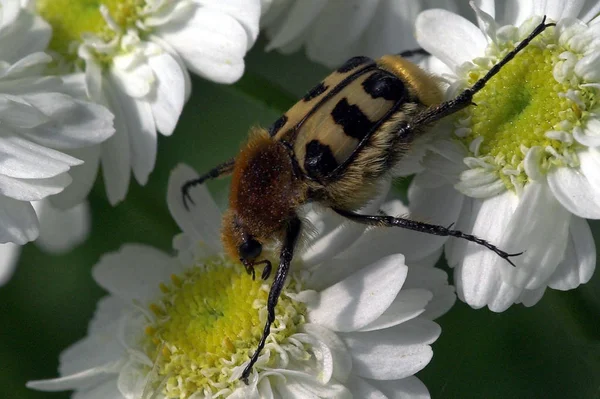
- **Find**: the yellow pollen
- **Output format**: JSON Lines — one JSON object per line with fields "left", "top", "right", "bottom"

{"left": 36, "top": 0, "right": 144, "bottom": 62}
{"left": 143, "top": 257, "right": 306, "bottom": 398}
{"left": 458, "top": 25, "right": 594, "bottom": 190}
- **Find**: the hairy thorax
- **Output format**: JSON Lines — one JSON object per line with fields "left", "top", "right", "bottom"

{"left": 228, "top": 129, "right": 305, "bottom": 240}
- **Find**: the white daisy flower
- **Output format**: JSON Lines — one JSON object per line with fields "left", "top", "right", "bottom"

{"left": 0, "top": 6, "right": 114, "bottom": 283}
{"left": 27, "top": 164, "right": 455, "bottom": 399}
{"left": 409, "top": 1, "right": 600, "bottom": 311}
{"left": 29, "top": 0, "right": 261, "bottom": 204}
{"left": 261, "top": 0, "right": 462, "bottom": 68}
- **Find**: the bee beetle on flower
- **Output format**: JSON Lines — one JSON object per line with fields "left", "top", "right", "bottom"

{"left": 180, "top": 17, "right": 555, "bottom": 382}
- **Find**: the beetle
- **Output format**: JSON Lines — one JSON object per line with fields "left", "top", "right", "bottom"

{"left": 181, "top": 18, "right": 554, "bottom": 383}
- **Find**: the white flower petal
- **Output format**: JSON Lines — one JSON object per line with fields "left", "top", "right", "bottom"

{"left": 17, "top": 93, "right": 115, "bottom": 149}
{"left": 195, "top": 0, "right": 261, "bottom": 47}
{"left": 574, "top": 51, "right": 600, "bottom": 81}
{"left": 292, "top": 332, "right": 335, "bottom": 384}
{"left": 300, "top": 208, "right": 366, "bottom": 268}
{"left": 301, "top": 323, "right": 352, "bottom": 383}
{"left": 307, "top": 254, "right": 407, "bottom": 332}
{"left": 49, "top": 146, "right": 101, "bottom": 209}
{"left": 483, "top": 279, "right": 526, "bottom": 312}
{"left": 416, "top": 9, "right": 487, "bottom": 72}
{"left": 59, "top": 73, "right": 88, "bottom": 99}
{"left": 104, "top": 81, "right": 156, "bottom": 186}
{"left": 498, "top": 1, "right": 530, "bottom": 26}
{"left": 301, "top": 178, "right": 390, "bottom": 267}
{"left": 58, "top": 328, "right": 123, "bottom": 381}
{"left": 344, "top": 376, "right": 386, "bottom": 399}
{"left": 496, "top": 182, "right": 571, "bottom": 290}
{"left": 157, "top": 8, "right": 248, "bottom": 83}
{"left": 357, "top": 0, "right": 424, "bottom": 60}
{"left": 257, "top": 378, "right": 275, "bottom": 399}
{"left": 0, "top": 172, "right": 72, "bottom": 202}
{"left": 148, "top": 34, "right": 192, "bottom": 102}
{"left": 167, "top": 164, "right": 223, "bottom": 253}
{"left": 548, "top": 148, "right": 600, "bottom": 218}
{"left": 83, "top": 58, "right": 103, "bottom": 102}
{"left": 456, "top": 167, "right": 506, "bottom": 198}
{"left": 341, "top": 318, "right": 440, "bottom": 380}
{"left": 147, "top": 52, "right": 185, "bottom": 136}
{"left": 92, "top": 244, "right": 177, "bottom": 304}
{"left": 0, "top": 0, "right": 22, "bottom": 27}
{"left": 27, "top": 364, "right": 120, "bottom": 392}
{"left": 0, "top": 52, "right": 52, "bottom": 80}
{"left": 34, "top": 200, "right": 90, "bottom": 254}
{"left": 0, "top": 94, "right": 50, "bottom": 127}
{"left": 0, "top": 12, "right": 51, "bottom": 64}
{"left": 407, "top": 180, "right": 465, "bottom": 258}
{"left": 532, "top": 0, "right": 585, "bottom": 21}
{"left": 101, "top": 78, "right": 132, "bottom": 206}
{"left": 548, "top": 216, "right": 596, "bottom": 290}
{"left": 111, "top": 55, "right": 154, "bottom": 98}
{"left": 573, "top": 118, "right": 600, "bottom": 147}
{"left": 0, "top": 242, "right": 21, "bottom": 285}
{"left": 88, "top": 296, "right": 128, "bottom": 335}
{"left": 72, "top": 379, "right": 122, "bottom": 399}
{"left": 357, "top": 289, "right": 431, "bottom": 332}
{"left": 367, "top": 376, "right": 430, "bottom": 399}
{"left": 304, "top": 0, "right": 380, "bottom": 67}
{"left": 0, "top": 135, "right": 80, "bottom": 179}
{"left": 0, "top": 76, "right": 60, "bottom": 97}
{"left": 266, "top": 0, "right": 328, "bottom": 51}
{"left": 516, "top": 286, "right": 546, "bottom": 307}
{"left": 450, "top": 192, "right": 517, "bottom": 308}
{"left": 404, "top": 264, "right": 456, "bottom": 320}
{"left": 471, "top": 1, "right": 499, "bottom": 43}
{"left": 444, "top": 195, "right": 474, "bottom": 267}
{"left": 117, "top": 360, "right": 149, "bottom": 399}
{"left": 579, "top": 1, "right": 600, "bottom": 23}
{"left": 270, "top": 369, "right": 351, "bottom": 398}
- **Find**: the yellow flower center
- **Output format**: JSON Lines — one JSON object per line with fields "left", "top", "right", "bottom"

{"left": 143, "top": 257, "right": 306, "bottom": 398}
{"left": 457, "top": 23, "right": 596, "bottom": 190}
{"left": 36, "top": 0, "right": 144, "bottom": 62}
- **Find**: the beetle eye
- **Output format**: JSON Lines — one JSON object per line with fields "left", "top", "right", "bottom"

{"left": 239, "top": 237, "right": 262, "bottom": 261}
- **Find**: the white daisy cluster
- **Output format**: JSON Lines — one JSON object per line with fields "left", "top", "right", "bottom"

{"left": 11, "top": 0, "right": 600, "bottom": 398}
{"left": 0, "top": 4, "right": 114, "bottom": 283}
{"left": 410, "top": 1, "right": 600, "bottom": 311}
{"left": 28, "top": 165, "right": 455, "bottom": 398}
{"left": 27, "top": 0, "right": 261, "bottom": 204}
{"left": 262, "top": 0, "right": 463, "bottom": 67}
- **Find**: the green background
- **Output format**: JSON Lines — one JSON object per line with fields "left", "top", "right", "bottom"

{"left": 2, "top": 41, "right": 599, "bottom": 399}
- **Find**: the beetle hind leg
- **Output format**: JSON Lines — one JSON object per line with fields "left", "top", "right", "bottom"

{"left": 334, "top": 208, "right": 523, "bottom": 267}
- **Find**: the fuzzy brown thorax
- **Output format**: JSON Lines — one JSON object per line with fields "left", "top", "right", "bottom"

{"left": 222, "top": 128, "right": 304, "bottom": 260}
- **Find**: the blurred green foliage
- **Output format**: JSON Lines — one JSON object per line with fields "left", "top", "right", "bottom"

{"left": 1, "top": 41, "right": 599, "bottom": 399}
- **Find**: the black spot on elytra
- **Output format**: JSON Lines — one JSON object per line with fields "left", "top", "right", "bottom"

{"left": 362, "top": 71, "right": 407, "bottom": 101}
{"left": 303, "top": 82, "right": 328, "bottom": 101}
{"left": 268, "top": 114, "right": 288, "bottom": 136}
{"left": 337, "top": 56, "right": 373, "bottom": 73}
{"left": 331, "top": 98, "right": 374, "bottom": 140}
{"left": 304, "top": 140, "right": 338, "bottom": 179}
